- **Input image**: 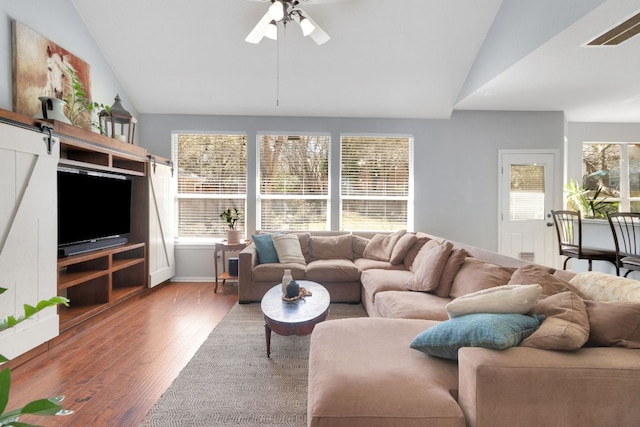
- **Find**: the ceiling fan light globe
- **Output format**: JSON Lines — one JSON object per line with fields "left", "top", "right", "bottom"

{"left": 300, "top": 17, "right": 315, "bottom": 36}
{"left": 269, "top": 1, "right": 285, "bottom": 21}
{"left": 265, "top": 21, "right": 278, "bottom": 40}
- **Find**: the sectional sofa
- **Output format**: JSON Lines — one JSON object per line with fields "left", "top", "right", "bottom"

{"left": 237, "top": 230, "right": 640, "bottom": 427}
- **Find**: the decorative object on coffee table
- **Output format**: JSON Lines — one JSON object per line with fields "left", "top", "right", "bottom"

{"left": 261, "top": 280, "right": 330, "bottom": 357}
{"left": 281, "top": 268, "right": 293, "bottom": 295}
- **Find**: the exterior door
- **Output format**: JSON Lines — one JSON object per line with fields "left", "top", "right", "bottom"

{"left": 499, "top": 151, "right": 557, "bottom": 268}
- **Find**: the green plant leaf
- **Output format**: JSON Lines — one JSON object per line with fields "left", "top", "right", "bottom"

{"left": 0, "top": 367, "right": 10, "bottom": 415}
{"left": 19, "top": 399, "right": 62, "bottom": 416}
{"left": 0, "top": 288, "right": 6, "bottom": 295}
{"left": 5, "top": 422, "right": 41, "bottom": 426}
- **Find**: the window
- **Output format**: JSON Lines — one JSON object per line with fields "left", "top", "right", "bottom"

{"left": 340, "top": 135, "right": 413, "bottom": 231}
{"left": 509, "top": 164, "right": 545, "bottom": 220}
{"left": 581, "top": 142, "right": 640, "bottom": 213}
{"left": 174, "top": 133, "right": 247, "bottom": 238}
{"left": 258, "top": 134, "right": 330, "bottom": 230}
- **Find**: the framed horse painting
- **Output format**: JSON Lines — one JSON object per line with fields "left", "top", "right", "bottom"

{"left": 12, "top": 20, "right": 92, "bottom": 127}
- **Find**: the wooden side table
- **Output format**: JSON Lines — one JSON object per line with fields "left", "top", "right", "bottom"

{"left": 214, "top": 241, "right": 247, "bottom": 293}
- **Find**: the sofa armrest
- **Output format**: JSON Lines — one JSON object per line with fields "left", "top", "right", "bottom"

{"left": 238, "top": 244, "right": 258, "bottom": 302}
{"left": 458, "top": 346, "right": 640, "bottom": 427}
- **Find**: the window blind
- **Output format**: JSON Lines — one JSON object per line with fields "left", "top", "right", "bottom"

{"left": 174, "top": 133, "right": 247, "bottom": 238}
{"left": 341, "top": 136, "right": 413, "bottom": 231}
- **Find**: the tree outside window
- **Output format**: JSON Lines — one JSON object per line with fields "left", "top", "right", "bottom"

{"left": 581, "top": 142, "right": 640, "bottom": 214}
{"left": 258, "top": 134, "right": 330, "bottom": 230}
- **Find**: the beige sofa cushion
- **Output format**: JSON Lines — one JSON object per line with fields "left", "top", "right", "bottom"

{"left": 272, "top": 234, "right": 306, "bottom": 265}
{"left": 445, "top": 284, "right": 542, "bottom": 318}
{"left": 310, "top": 235, "right": 353, "bottom": 260}
{"left": 374, "top": 291, "right": 450, "bottom": 320}
{"left": 360, "top": 269, "right": 414, "bottom": 306}
{"left": 449, "top": 258, "right": 515, "bottom": 298}
{"left": 308, "top": 318, "right": 464, "bottom": 427}
{"left": 585, "top": 300, "right": 640, "bottom": 348}
{"left": 521, "top": 291, "right": 590, "bottom": 351}
{"left": 363, "top": 230, "right": 406, "bottom": 261}
{"left": 406, "top": 240, "right": 453, "bottom": 292}
{"left": 305, "top": 259, "right": 360, "bottom": 282}
{"left": 354, "top": 257, "right": 405, "bottom": 271}
{"left": 252, "top": 263, "right": 306, "bottom": 282}
{"left": 509, "top": 264, "right": 586, "bottom": 298}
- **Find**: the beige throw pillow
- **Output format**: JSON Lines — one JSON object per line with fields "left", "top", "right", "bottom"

{"left": 449, "top": 258, "right": 515, "bottom": 298}
{"left": 509, "top": 264, "right": 587, "bottom": 298}
{"left": 405, "top": 240, "right": 453, "bottom": 292}
{"left": 352, "top": 235, "right": 370, "bottom": 259}
{"left": 584, "top": 300, "right": 640, "bottom": 348}
{"left": 434, "top": 248, "right": 467, "bottom": 298}
{"left": 404, "top": 236, "right": 430, "bottom": 270}
{"left": 272, "top": 234, "right": 306, "bottom": 265}
{"left": 445, "top": 284, "right": 542, "bottom": 318}
{"left": 390, "top": 233, "right": 417, "bottom": 265}
{"left": 363, "top": 230, "right": 406, "bottom": 262}
{"left": 520, "top": 291, "right": 590, "bottom": 351}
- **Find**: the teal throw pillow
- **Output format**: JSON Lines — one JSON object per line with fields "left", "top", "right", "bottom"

{"left": 409, "top": 313, "right": 543, "bottom": 360}
{"left": 251, "top": 234, "right": 279, "bottom": 264}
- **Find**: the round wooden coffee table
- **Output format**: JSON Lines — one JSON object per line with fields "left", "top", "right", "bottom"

{"left": 260, "top": 280, "right": 330, "bottom": 357}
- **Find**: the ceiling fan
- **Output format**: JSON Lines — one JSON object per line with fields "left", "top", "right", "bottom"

{"left": 245, "top": 0, "right": 331, "bottom": 45}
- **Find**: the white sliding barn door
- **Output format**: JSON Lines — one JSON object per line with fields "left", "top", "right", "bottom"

{"left": 148, "top": 159, "right": 176, "bottom": 287}
{"left": 0, "top": 123, "right": 59, "bottom": 359}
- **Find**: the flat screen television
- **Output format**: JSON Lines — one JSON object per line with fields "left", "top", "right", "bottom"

{"left": 57, "top": 167, "right": 133, "bottom": 256}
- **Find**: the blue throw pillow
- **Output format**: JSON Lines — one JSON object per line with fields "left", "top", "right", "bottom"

{"left": 410, "top": 313, "right": 543, "bottom": 360}
{"left": 251, "top": 234, "right": 279, "bottom": 264}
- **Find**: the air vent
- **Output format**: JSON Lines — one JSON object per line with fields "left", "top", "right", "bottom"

{"left": 588, "top": 11, "right": 640, "bottom": 46}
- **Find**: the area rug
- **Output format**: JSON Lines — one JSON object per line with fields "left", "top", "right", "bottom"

{"left": 139, "top": 302, "right": 367, "bottom": 427}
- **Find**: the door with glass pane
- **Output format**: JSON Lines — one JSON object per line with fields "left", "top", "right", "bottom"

{"left": 499, "top": 151, "right": 556, "bottom": 267}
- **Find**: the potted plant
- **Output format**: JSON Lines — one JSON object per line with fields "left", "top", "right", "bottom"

{"left": 63, "top": 66, "right": 110, "bottom": 134}
{"left": 0, "top": 288, "right": 72, "bottom": 425}
{"left": 220, "top": 208, "right": 242, "bottom": 244}
{"left": 563, "top": 179, "right": 617, "bottom": 219}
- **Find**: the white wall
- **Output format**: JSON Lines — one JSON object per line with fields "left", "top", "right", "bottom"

{"left": 0, "top": 1, "right": 138, "bottom": 125}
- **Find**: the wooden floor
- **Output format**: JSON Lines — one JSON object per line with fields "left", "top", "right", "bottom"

{"left": 7, "top": 282, "right": 238, "bottom": 426}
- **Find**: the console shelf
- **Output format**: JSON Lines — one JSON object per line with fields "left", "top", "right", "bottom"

{"left": 57, "top": 243, "right": 146, "bottom": 331}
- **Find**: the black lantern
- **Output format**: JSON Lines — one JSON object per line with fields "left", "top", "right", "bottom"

{"left": 99, "top": 94, "right": 136, "bottom": 144}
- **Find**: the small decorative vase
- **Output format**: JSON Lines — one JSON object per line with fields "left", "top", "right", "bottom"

{"left": 286, "top": 280, "right": 300, "bottom": 298}
{"left": 281, "top": 269, "right": 292, "bottom": 295}
{"left": 226, "top": 229, "right": 241, "bottom": 244}
{"left": 33, "top": 96, "right": 71, "bottom": 124}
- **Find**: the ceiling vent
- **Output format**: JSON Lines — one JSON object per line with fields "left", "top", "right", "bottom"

{"left": 588, "top": 11, "right": 640, "bottom": 45}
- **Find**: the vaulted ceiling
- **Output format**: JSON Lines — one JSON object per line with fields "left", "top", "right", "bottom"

{"left": 71, "top": 0, "right": 640, "bottom": 122}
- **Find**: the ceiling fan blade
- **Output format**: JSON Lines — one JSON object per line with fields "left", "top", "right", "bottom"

{"left": 245, "top": 11, "right": 272, "bottom": 44}
{"left": 297, "top": 8, "right": 330, "bottom": 45}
